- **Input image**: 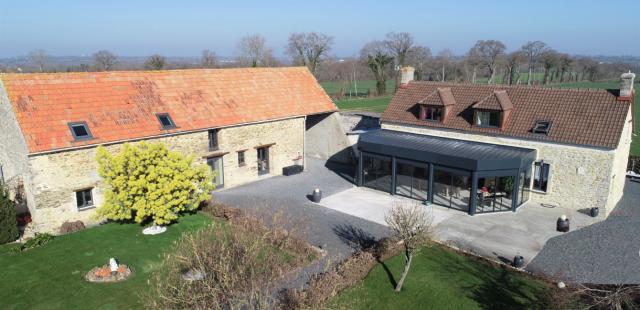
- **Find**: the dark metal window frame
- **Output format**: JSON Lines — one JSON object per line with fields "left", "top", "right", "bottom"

{"left": 208, "top": 129, "right": 219, "bottom": 151}
{"left": 75, "top": 188, "right": 94, "bottom": 210}
{"left": 421, "top": 105, "right": 443, "bottom": 122}
{"left": 533, "top": 161, "right": 550, "bottom": 192}
{"left": 475, "top": 110, "right": 501, "bottom": 128}
{"left": 156, "top": 113, "right": 176, "bottom": 129}
{"left": 532, "top": 120, "right": 552, "bottom": 135}
{"left": 68, "top": 121, "right": 93, "bottom": 141}
{"left": 237, "top": 150, "right": 246, "bottom": 167}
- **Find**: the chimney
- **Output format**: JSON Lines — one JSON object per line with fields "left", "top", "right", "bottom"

{"left": 619, "top": 71, "right": 635, "bottom": 100}
{"left": 399, "top": 66, "right": 415, "bottom": 88}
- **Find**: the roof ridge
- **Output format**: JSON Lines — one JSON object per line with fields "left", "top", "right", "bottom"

{"left": 410, "top": 80, "right": 614, "bottom": 93}
{"left": 1, "top": 66, "right": 310, "bottom": 77}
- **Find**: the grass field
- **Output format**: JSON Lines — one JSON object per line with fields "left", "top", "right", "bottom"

{"left": 320, "top": 80, "right": 395, "bottom": 97}
{"left": 0, "top": 213, "right": 212, "bottom": 309}
{"left": 328, "top": 244, "right": 550, "bottom": 309}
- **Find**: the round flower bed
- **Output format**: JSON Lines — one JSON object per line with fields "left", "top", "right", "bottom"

{"left": 85, "top": 264, "right": 132, "bottom": 283}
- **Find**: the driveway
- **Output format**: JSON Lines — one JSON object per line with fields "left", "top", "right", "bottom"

{"left": 320, "top": 186, "right": 599, "bottom": 269}
{"left": 213, "top": 158, "right": 389, "bottom": 260}
{"left": 527, "top": 180, "right": 640, "bottom": 284}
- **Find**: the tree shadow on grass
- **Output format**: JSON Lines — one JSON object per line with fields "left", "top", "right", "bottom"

{"left": 429, "top": 247, "right": 548, "bottom": 309}
{"left": 332, "top": 224, "right": 397, "bottom": 289}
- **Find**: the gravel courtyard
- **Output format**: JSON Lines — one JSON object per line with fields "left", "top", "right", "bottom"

{"left": 527, "top": 180, "right": 640, "bottom": 284}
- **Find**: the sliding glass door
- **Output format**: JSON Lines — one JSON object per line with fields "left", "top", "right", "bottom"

{"left": 433, "top": 167, "right": 471, "bottom": 212}
{"left": 362, "top": 154, "right": 392, "bottom": 192}
{"left": 395, "top": 160, "right": 429, "bottom": 201}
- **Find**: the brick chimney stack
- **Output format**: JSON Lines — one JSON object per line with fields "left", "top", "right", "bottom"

{"left": 399, "top": 66, "right": 415, "bottom": 88}
{"left": 619, "top": 71, "right": 635, "bottom": 101}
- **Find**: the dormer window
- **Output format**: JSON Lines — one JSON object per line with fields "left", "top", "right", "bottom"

{"left": 156, "top": 113, "right": 176, "bottom": 129}
{"left": 476, "top": 110, "right": 501, "bottom": 128}
{"left": 420, "top": 106, "right": 443, "bottom": 122}
{"left": 532, "top": 120, "right": 552, "bottom": 135}
{"left": 68, "top": 121, "right": 93, "bottom": 141}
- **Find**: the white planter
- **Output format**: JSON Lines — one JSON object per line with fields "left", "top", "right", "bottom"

{"left": 143, "top": 225, "right": 167, "bottom": 235}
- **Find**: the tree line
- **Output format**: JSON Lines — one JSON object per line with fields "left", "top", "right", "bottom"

{"left": 4, "top": 32, "right": 638, "bottom": 96}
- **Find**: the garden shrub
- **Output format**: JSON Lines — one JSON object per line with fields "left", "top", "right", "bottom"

{"left": 95, "top": 142, "right": 214, "bottom": 225}
{"left": 146, "top": 223, "right": 289, "bottom": 309}
{"left": 11, "top": 232, "right": 55, "bottom": 253}
{"left": 0, "top": 185, "right": 19, "bottom": 244}
{"left": 59, "top": 220, "right": 86, "bottom": 234}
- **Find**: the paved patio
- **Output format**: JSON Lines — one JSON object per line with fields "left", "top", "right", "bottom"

{"left": 319, "top": 186, "right": 599, "bottom": 269}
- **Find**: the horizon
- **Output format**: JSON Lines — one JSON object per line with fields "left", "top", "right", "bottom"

{"left": 1, "top": 0, "right": 639, "bottom": 58}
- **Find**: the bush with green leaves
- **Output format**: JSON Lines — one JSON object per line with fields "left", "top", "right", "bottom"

{"left": 10, "top": 232, "right": 54, "bottom": 253}
{"left": 95, "top": 142, "right": 215, "bottom": 225}
{"left": 0, "top": 185, "right": 19, "bottom": 244}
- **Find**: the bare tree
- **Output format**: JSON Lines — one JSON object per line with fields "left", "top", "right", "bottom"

{"left": 384, "top": 32, "right": 414, "bottom": 68}
{"left": 201, "top": 49, "right": 217, "bottom": 68}
{"left": 29, "top": 49, "right": 48, "bottom": 72}
{"left": 520, "top": 41, "right": 549, "bottom": 85}
{"left": 469, "top": 40, "right": 506, "bottom": 84}
{"left": 540, "top": 50, "right": 559, "bottom": 84}
{"left": 238, "top": 34, "right": 267, "bottom": 67}
{"left": 92, "top": 50, "right": 117, "bottom": 71}
{"left": 361, "top": 41, "right": 394, "bottom": 96}
{"left": 434, "top": 49, "right": 453, "bottom": 82}
{"left": 144, "top": 54, "right": 166, "bottom": 70}
{"left": 573, "top": 284, "right": 640, "bottom": 310}
{"left": 260, "top": 48, "right": 279, "bottom": 67}
{"left": 557, "top": 53, "right": 573, "bottom": 82}
{"left": 465, "top": 48, "right": 482, "bottom": 83}
{"left": 406, "top": 46, "right": 432, "bottom": 81}
{"left": 385, "top": 203, "right": 432, "bottom": 292}
{"left": 384, "top": 32, "right": 415, "bottom": 90}
{"left": 286, "top": 32, "right": 334, "bottom": 75}
{"left": 505, "top": 51, "right": 525, "bottom": 85}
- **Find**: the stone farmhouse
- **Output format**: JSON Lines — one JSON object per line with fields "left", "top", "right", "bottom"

{"left": 357, "top": 68, "right": 634, "bottom": 217}
{"left": 0, "top": 67, "right": 347, "bottom": 232}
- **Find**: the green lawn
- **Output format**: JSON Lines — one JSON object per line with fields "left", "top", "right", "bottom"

{"left": 335, "top": 96, "right": 393, "bottom": 113}
{"left": 328, "top": 244, "right": 550, "bottom": 309}
{"left": 0, "top": 213, "right": 212, "bottom": 310}
{"left": 320, "top": 80, "right": 396, "bottom": 96}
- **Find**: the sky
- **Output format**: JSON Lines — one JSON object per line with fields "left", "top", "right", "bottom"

{"left": 0, "top": 0, "right": 638, "bottom": 58}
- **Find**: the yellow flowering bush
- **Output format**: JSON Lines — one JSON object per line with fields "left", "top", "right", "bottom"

{"left": 95, "top": 142, "right": 214, "bottom": 225}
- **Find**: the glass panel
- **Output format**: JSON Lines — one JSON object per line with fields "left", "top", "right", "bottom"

{"left": 522, "top": 167, "right": 531, "bottom": 202}
{"left": 83, "top": 190, "right": 93, "bottom": 206}
{"left": 433, "top": 169, "right": 451, "bottom": 208}
{"left": 257, "top": 148, "right": 269, "bottom": 175}
{"left": 533, "top": 162, "right": 549, "bottom": 192}
{"left": 362, "top": 155, "right": 392, "bottom": 192}
{"left": 76, "top": 191, "right": 84, "bottom": 208}
{"left": 395, "top": 162, "right": 428, "bottom": 201}
{"left": 72, "top": 125, "right": 89, "bottom": 137}
{"left": 489, "top": 112, "right": 500, "bottom": 127}
{"left": 477, "top": 175, "right": 515, "bottom": 213}
{"left": 450, "top": 173, "right": 471, "bottom": 212}
{"left": 207, "top": 157, "right": 224, "bottom": 187}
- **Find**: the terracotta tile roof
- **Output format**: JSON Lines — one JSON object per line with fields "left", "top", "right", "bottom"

{"left": 418, "top": 87, "right": 456, "bottom": 106}
{"left": 1, "top": 67, "right": 336, "bottom": 153}
{"left": 382, "top": 81, "right": 632, "bottom": 149}
{"left": 473, "top": 90, "right": 513, "bottom": 111}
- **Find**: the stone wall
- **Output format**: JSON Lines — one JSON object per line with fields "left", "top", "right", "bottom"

{"left": 0, "top": 80, "right": 31, "bottom": 214}
{"left": 27, "top": 117, "right": 305, "bottom": 232}
{"left": 382, "top": 122, "right": 628, "bottom": 218}
{"left": 605, "top": 108, "right": 633, "bottom": 213}
{"left": 305, "top": 112, "right": 353, "bottom": 163}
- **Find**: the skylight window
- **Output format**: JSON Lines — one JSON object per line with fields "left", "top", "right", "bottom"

{"left": 532, "top": 120, "right": 552, "bottom": 135}
{"left": 68, "top": 122, "right": 93, "bottom": 141}
{"left": 156, "top": 113, "right": 176, "bottom": 129}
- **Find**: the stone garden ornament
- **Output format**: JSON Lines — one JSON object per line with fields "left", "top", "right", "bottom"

{"left": 143, "top": 224, "right": 167, "bottom": 235}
